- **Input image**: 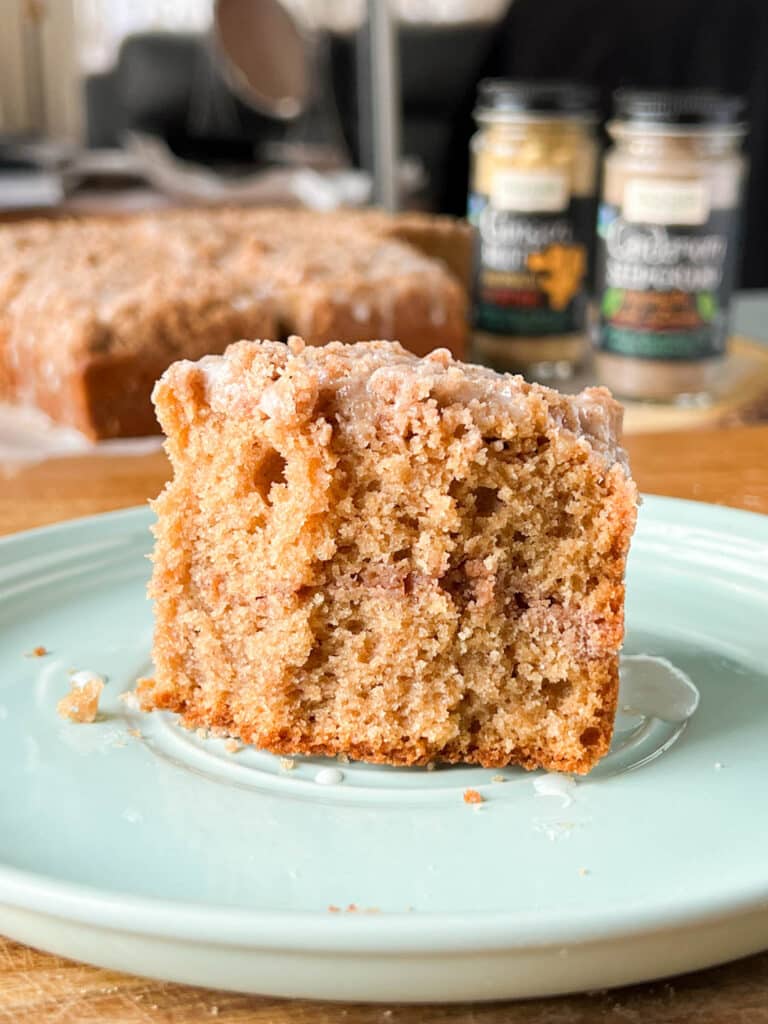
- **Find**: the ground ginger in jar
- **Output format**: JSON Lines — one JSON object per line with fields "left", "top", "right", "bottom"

{"left": 596, "top": 90, "right": 747, "bottom": 403}
{"left": 468, "top": 80, "right": 598, "bottom": 380}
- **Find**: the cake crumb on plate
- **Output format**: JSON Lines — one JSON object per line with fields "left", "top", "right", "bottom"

{"left": 57, "top": 673, "right": 104, "bottom": 723}
{"left": 463, "top": 788, "right": 484, "bottom": 805}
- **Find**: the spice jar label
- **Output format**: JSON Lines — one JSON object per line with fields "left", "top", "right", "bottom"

{"left": 624, "top": 179, "right": 710, "bottom": 226}
{"left": 468, "top": 190, "right": 593, "bottom": 338}
{"left": 490, "top": 170, "right": 569, "bottom": 213}
{"left": 596, "top": 199, "right": 740, "bottom": 361}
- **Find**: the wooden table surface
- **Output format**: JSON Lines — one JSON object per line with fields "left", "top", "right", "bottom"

{"left": 1, "top": 424, "right": 767, "bottom": 1023}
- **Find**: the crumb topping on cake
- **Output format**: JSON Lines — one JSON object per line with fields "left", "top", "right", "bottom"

{"left": 162, "top": 338, "right": 630, "bottom": 474}
{"left": 0, "top": 209, "right": 469, "bottom": 438}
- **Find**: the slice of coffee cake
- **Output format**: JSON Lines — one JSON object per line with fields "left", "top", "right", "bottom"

{"left": 141, "top": 338, "right": 637, "bottom": 773}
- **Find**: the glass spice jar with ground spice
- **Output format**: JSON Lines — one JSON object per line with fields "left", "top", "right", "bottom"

{"left": 596, "top": 90, "right": 747, "bottom": 403}
{"left": 468, "top": 79, "right": 599, "bottom": 380}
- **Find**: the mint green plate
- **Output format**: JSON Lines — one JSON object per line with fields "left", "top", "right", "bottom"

{"left": 1, "top": 497, "right": 767, "bottom": 1002}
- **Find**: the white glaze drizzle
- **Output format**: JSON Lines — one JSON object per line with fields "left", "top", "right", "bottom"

{"left": 314, "top": 767, "right": 344, "bottom": 786}
{"left": 618, "top": 655, "right": 700, "bottom": 723}
{"left": 533, "top": 774, "right": 576, "bottom": 807}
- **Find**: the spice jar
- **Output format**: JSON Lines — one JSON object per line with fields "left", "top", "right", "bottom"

{"left": 468, "top": 79, "right": 598, "bottom": 379}
{"left": 596, "top": 90, "right": 747, "bottom": 402}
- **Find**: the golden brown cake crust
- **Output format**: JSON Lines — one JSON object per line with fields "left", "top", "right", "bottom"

{"left": 141, "top": 338, "right": 637, "bottom": 774}
{"left": 0, "top": 209, "right": 468, "bottom": 438}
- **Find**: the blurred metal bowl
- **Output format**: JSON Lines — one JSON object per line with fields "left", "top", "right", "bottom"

{"left": 212, "top": 0, "right": 309, "bottom": 120}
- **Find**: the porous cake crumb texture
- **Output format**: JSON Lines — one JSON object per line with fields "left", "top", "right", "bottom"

{"left": 141, "top": 339, "right": 637, "bottom": 773}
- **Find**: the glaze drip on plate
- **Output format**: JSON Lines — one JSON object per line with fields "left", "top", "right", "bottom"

{"left": 586, "top": 653, "right": 701, "bottom": 779}
{"left": 617, "top": 654, "right": 700, "bottom": 724}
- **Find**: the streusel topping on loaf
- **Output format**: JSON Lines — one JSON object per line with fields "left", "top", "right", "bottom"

{"left": 142, "top": 338, "right": 637, "bottom": 773}
{"left": 0, "top": 209, "right": 468, "bottom": 437}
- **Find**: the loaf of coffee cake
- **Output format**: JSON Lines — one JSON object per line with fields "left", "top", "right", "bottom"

{"left": 0, "top": 209, "right": 468, "bottom": 439}
{"left": 141, "top": 337, "right": 637, "bottom": 773}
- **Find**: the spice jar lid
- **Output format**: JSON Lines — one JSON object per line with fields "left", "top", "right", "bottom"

{"left": 613, "top": 89, "right": 746, "bottom": 127}
{"left": 475, "top": 79, "right": 597, "bottom": 120}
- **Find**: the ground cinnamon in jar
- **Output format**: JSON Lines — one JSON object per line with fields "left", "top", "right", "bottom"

{"left": 596, "top": 90, "right": 747, "bottom": 402}
{"left": 468, "top": 80, "right": 598, "bottom": 380}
